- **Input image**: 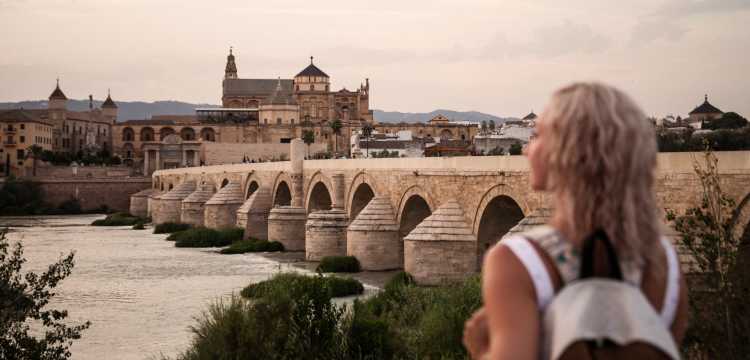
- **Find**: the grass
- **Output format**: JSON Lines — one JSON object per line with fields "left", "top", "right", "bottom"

{"left": 219, "top": 239, "right": 284, "bottom": 254}
{"left": 91, "top": 212, "right": 143, "bottom": 226}
{"left": 240, "top": 273, "right": 364, "bottom": 299}
{"left": 170, "top": 227, "right": 245, "bottom": 248}
{"left": 153, "top": 222, "right": 192, "bottom": 234}
{"left": 317, "top": 256, "right": 361, "bottom": 273}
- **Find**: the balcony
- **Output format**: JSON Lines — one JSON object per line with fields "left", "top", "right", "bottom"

{"left": 4, "top": 127, "right": 17, "bottom": 134}
{"left": 3, "top": 140, "right": 17, "bottom": 147}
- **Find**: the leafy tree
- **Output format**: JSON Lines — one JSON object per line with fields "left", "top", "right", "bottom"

{"left": 480, "top": 121, "right": 488, "bottom": 134}
{"left": 667, "top": 149, "right": 750, "bottom": 359}
{"left": 0, "top": 230, "right": 90, "bottom": 358}
{"left": 302, "top": 130, "right": 315, "bottom": 158}
{"left": 703, "top": 112, "right": 749, "bottom": 130}
{"left": 488, "top": 120, "right": 496, "bottom": 132}
{"left": 330, "top": 120, "right": 342, "bottom": 156}
{"left": 508, "top": 142, "right": 523, "bottom": 155}
{"left": 361, "top": 124, "right": 373, "bottom": 158}
{"left": 25, "top": 145, "right": 44, "bottom": 177}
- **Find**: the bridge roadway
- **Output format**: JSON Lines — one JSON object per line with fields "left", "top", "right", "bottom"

{"left": 138, "top": 140, "right": 750, "bottom": 284}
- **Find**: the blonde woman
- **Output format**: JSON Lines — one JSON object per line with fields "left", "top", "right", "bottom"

{"left": 463, "top": 83, "right": 688, "bottom": 359}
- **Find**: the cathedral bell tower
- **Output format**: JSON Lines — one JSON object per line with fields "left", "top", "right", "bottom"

{"left": 225, "top": 47, "right": 238, "bottom": 79}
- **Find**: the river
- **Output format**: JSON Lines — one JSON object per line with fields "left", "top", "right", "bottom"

{"left": 1, "top": 215, "right": 340, "bottom": 359}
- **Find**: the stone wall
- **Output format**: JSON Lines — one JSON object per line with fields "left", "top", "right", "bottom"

{"left": 37, "top": 178, "right": 151, "bottom": 212}
{"left": 203, "top": 142, "right": 327, "bottom": 165}
{"left": 34, "top": 165, "right": 134, "bottom": 179}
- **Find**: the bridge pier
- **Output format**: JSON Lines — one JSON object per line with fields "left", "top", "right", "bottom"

{"left": 237, "top": 187, "right": 273, "bottom": 241}
{"left": 155, "top": 181, "right": 196, "bottom": 224}
{"left": 147, "top": 191, "right": 163, "bottom": 219}
{"left": 404, "top": 199, "right": 477, "bottom": 285}
{"left": 130, "top": 189, "right": 157, "bottom": 218}
{"left": 347, "top": 196, "right": 401, "bottom": 270}
{"left": 204, "top": 181, "right": 244, "bottom": 229}
{"left": 268, "top": 206, "right": 307, "bottom": 251}
{"left": 305, "top": 209, "right": 348, "bottom": 260}
{"left": 180, "top": 183, "right": 215, "bottom": 227}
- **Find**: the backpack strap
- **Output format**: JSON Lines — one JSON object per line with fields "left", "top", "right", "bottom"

{"left": 502, "top": 235, "right": 555, "bottom": 310}
{"left": 660, "top": 237, "right": 680, "bottom": 327}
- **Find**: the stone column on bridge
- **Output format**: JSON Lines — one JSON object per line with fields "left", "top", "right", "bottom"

{"left": 236, "top": 187, "right": 273, "bottom": 241}
{"left": 305, "top": 209, "right": 348, "bottom": 260}
{"left": 331, "top": 173, "right": 346, "bottom": 210}
{"left": 155, "top": 150, "right": 160, "bottom": 172}
{"left": 130, "top": 188, "right": 157, "bottom": 218}
{"left": 268, "top": 138, "right": 309, "bottom": 251}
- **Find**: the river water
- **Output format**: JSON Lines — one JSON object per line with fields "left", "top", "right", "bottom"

{"left": 1, "top": 215, "right": 322, "bottom": 359}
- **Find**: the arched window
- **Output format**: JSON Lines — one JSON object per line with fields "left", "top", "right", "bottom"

{"left": 140, "top": 127, "right": 155, "bottom": 141}
{"left": 180, "top": 127, "right": 196, "bottom": 141}
{"left": 122, "top": 127, "right": 135, "bottom": 142}
{"left": 200, "top": 128, "right": 216, "bottom": 142}
{"left": 159, "top": 127, "right": 175, "bottom": 141}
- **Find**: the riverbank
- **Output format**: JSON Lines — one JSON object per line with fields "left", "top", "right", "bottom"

{"left": 0, "top": 215, "right": 381, "bottom": 360}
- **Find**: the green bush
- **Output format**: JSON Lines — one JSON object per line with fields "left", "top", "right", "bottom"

{"left": 172, "top": 227, "right": 244, "bottom": 248}
{"left": 317, "top": 256, "right": 361, "bottom": 273}
{"left": 153, "top": 222, "right": 192, "bottom": 234}
{"left": 219, "top": 239, "right": 284, "bottom": 254}
{"left": 132, "top": 221, "right": 145, "bottom": 230}
{"left": 169, "top": 271, "right": 481, "bottom": 359}
{"left": 91, "top": 212, "right": 143, "bottom": 226}
{"left": 241, "top": 273, "right": 364, "bottom": 300}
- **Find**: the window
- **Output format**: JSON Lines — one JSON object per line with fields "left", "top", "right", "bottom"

{"left": 280, "top": 138, "right": 291, "bottom": 143}
{"left": 19, "top": 136, "right": 24, "bottom": 143}
{"left": 264, "top": 119, "right": 268, "bottom": 124}
{"left": 17, "top": 149, "right": 24, "bottom": 159}
{"left": 20, "top": 124, "right": 24, "bottom": 130}
{"left": 290, "top": 119, "right": 295, "bottom": 126}
{"left": 277, "top": 118, "right": 281, "bottom": 125}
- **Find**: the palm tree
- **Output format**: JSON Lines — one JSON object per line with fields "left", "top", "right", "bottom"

{"left": 302, "top": 130, "right": 315, "bottom": 159}
{"left": 361, "top": 123, "right": 373, "bottom": 158}
{"left": 26, "top": 145, "right": 44, "bottom": 177}
{"left": 330, "top": 119, "right": 342, "bottom": 157}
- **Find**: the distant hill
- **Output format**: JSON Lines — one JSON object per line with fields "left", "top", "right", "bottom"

{"left": 0, "top": 99, "right": 218, "bottom": 121}
{"left": 0, "top": 99, "right": 512, "bottom": 124}
{"left": 374, "top": 109, "right": 514, "bottom": 124}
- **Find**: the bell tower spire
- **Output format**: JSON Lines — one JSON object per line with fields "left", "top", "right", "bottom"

{"left": 225, "top": 46, "right": 238, "bottom": 79}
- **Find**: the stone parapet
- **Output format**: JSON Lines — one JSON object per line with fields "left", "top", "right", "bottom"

{"left": 347, "top": 196, "right": 401, "bottom": 270}
{"left": 268, "top": 206, "right": 307, "bottom": 251}
{"left": 236, "top": 187, "right": 273, "bottom": 241}
{"left": 305, "top": 209, "right": 348, "bottom": 261}
{"left": 404, "top": 199, "right": 477, "bottom": 284}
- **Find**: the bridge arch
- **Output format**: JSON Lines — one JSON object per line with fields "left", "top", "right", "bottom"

{"left": 473, "top": 185, "right": 526, "bottom": 267}
{"left": 243, "top": 172, "right": 262, "bottom": 199}
{"left": 272, "top": 172, "right": 293, "bottom": 207}
{"left": 397, "top": 185, "right": 435, "bottom": 240}
{"left": 346, "top": 171, "right": 380, "bottom": 219}
{"left": 304, "top": 171, "right": 334, "bottom": 213}
{"left": 732, "top": 191, "right": 750, "bottom": 244}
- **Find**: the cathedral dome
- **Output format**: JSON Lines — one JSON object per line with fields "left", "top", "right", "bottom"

{"left": 295, "top": 56, "right": 329, "bottom": 78}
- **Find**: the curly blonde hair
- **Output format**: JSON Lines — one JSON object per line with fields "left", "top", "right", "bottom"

{"left": 543, "top": 82, "right": 659, "bottom": 266}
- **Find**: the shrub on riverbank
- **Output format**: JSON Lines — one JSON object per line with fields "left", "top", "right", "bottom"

{"left": 132, "top": 221, "right": 145, "bottom": 230}
{"left": 219, "top": 239, "right": 284, "bottom": 254}
{"left": 91, "top": 212, "right": 143, "bottom": 226}
{"left": 172, "top": 227, "right": 244, "bottom": 248}
{"left": 170, "top": 271, "right": 480, "bottom": 359}
{"left": 317, "top": 256, "right": 360, "bottom": 273}
{"left": 240, "top": 273, "right": 363, "bottom": 299}
{"left": 153, "top": 222, "right": 191, "bottom": 234}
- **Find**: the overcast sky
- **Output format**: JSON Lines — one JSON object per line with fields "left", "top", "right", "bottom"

{"left": 1, "top": 0, "right": 748, "bottom": 118}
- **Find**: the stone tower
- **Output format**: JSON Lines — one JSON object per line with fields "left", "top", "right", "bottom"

{"left": 224, "top": 47, "right": 238, "bottom": 80}
{"left": 101, "top": 89, "right": 118, "bottom": 123}
{"left": 48, "top": 78, "right": 68, "bottom": 120}
{"left": 293, "top": 56, "right": 329, "bottom": 93}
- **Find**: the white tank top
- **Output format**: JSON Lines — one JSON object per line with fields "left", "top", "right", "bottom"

{"left": 501, "top": 226, "right": 681, "bottom": 328}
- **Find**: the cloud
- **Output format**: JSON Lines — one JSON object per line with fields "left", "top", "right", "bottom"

{"left": 629, "top": 19, "right": 688, "bottom": 46}
{"left": 482, "top": 21, "right": 610, "bottom": 60}
{"left": 653, "top": 0, "right": 750, "bottom": 17}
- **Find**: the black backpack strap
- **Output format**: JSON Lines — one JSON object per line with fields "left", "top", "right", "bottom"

{"left": 579, "top": 229, "right": 623, "bottom": 280}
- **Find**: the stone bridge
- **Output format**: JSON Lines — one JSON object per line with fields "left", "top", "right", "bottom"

{"left": 135, "top": 140, "right": 750, "bottom": 284}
